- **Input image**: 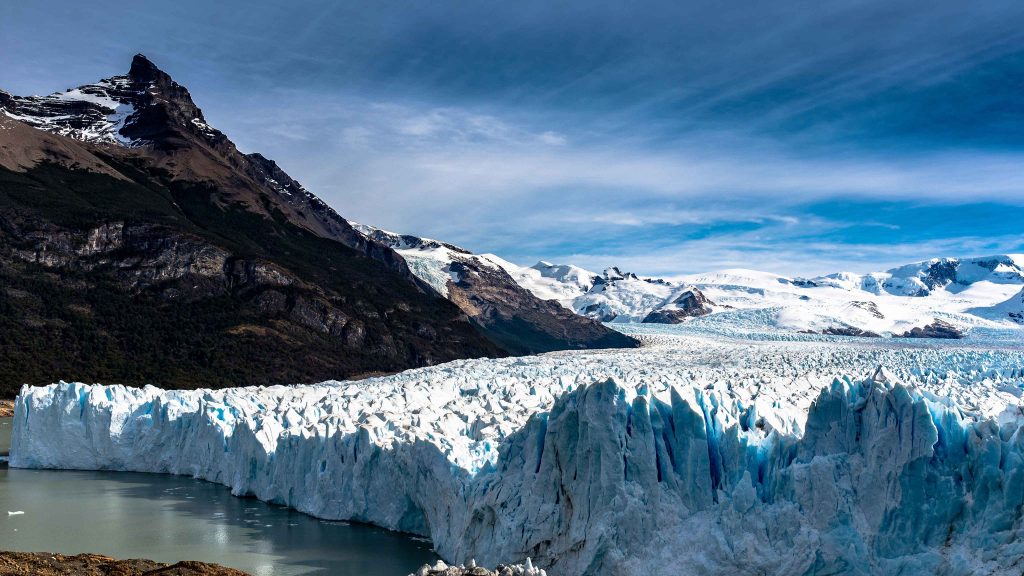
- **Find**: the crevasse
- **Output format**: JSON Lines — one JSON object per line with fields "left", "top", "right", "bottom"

{"left": 11, "top": 367, "right": 1024, "bottom": 576}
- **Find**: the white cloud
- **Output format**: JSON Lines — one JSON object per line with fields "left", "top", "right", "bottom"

{"left": 537, "top": 131, "right": 567, "bottom": 146}
{"left": 221, "top": 93, "right": 1024, "bottom": 277}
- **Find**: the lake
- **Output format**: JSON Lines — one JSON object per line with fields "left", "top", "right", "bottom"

{"left": 0, "top": 417, "right": 438, "bottom": 576}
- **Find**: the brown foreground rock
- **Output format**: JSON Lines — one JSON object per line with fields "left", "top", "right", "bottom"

{"left": 0, "top": 552, "right": 249, "bottom": 576}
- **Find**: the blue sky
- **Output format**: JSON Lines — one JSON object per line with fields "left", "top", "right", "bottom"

{"left": 3, "top": 0, "right": 1023, "bottom": 276}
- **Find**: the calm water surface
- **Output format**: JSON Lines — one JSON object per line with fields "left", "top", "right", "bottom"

{"left": 0, "top": 418, "right": 438, "bottom": 575}
{"left": 0, "top": 417, "right": 10, "bottom": 454}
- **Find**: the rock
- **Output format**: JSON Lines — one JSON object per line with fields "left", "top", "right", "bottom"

{"left": 354, "top": 224, "right": 640, "bottom": 354}
{"left": 896, "top": 319, "right": 964, "bottom": 339}
{"left": 820, "top": 326, "right": 881, "bottom": 338}
{"left": 641, "top": 287, "right": 713, "bottom": 323}
{"left": 847, "top": 300, "right": 885, "bottom": 319}
{"left": 0, "top": 551, "right": 248, "bottom": 575}
{"left": 445, "top": 258, "right": 639, "bottom": 354}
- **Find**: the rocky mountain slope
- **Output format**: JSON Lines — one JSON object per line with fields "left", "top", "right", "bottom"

{"left": 480, "top": 260, "right": 715, "bottom": 324}
{"left": 0, "top": 55, "right": 508, "bottom": 397}
{"left": 352, "top": 225, "right": 638, "bottom": 354}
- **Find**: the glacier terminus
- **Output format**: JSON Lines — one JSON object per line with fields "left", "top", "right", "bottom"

{"left": 11, "top": 327, "right": 1024, "bottom": 575}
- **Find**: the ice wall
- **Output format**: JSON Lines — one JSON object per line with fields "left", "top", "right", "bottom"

{"left": 11, "top": 369, "right": 1024, "bottom": 576}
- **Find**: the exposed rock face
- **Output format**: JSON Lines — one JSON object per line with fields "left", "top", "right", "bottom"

{"left": 920, "top": 259, "right": 959, "bottom": 290}
{"left": 0, "top": 56, "right": 502, "bottom": 396}
{"left": 446, "top": 258, "right": 639, "bottom": 355}
{"left": 353, "top": 224, "right": 639, "bottom": 354}
{"left": 897, "top": 319, "right": 965, "bottom": 339}
{"left": 1, "top": 56, "right": 427, "bottom": 286}
{"left": 0, "top": 552, "right": 249, "bottom": 576}
{"left": 641, "top": 287, "right": 713, "bottom": 323}
{"left": 0, "top": 115, "right": 126, "bottom": 177}
{"left": 1008, "top": 290, "right": 1024, "bottom": 323}
{"left": 819, "top": 326, "right": 881, "bottom": 338}
{"left": 0, "top": 54, "right": 638, "bottom": 384}
{"left": 847, "top": 300, "right": 885, "bottom": 319}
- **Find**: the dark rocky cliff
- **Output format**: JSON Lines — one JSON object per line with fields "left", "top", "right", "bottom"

{"left": 445, "top": 258, "right": 638, "bottom": 355}
{"left": 0, "top": 56, "right": 506, "bottom": 397}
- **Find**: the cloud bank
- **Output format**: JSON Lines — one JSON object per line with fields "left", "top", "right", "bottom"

{"left": 2, "top": 0, "right": 1023, "bottom": 275}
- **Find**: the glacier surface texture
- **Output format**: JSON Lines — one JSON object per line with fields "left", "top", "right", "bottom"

{"left": 11, "top": 329, "right": 1024, "bottom": 575}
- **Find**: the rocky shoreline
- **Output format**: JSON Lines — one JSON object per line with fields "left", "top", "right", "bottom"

{"left": 0, "top": 552, "right": 249, "bottom": 575}
{"left": 0, "top": 401, "right": 13, "bottom": 418}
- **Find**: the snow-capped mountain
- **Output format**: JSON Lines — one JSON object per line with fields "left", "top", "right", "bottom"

{"left": 489, "top": 261, "right": 714, "bottom": 323}
{"left": 352, "top": 218, "right": 1023, "bottom": 338}
{"left": 0, "top": 75, "right": 143, "bottom": 146}
{"left": 0, "top": 54, "right": 219, "bottom": 147}
{"left": 0, "top": 54, "right": 645, "bottom": 393}
{"left": 6, "top": 54, "right": 1016, "bottom": 352}
{"left": 681, "top": 256, "right": 1024, "bottom": 336}
{"left": 352, "top": 224, "right": 478, "bottom": 297}
{"left": 351, "top": 226, "right": 717, "bottom": 326}
{"left": 491, "top": 255, "right": 1024, "bottom": 337}
{"left": 352, "top": 224, "right": 638, "bottom": 354}
{"left": 0, "top": 55, "right": 383, "bottom": 265}
{"left": 499, "top": 260, "right": 599, "bottom": 305}
{"left": 809, "top": 255, "right": 1024, "bottom": 296}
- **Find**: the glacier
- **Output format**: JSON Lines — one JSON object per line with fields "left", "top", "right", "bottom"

{"left": 11, "top": 329, "right": 1024, "bottom": 575}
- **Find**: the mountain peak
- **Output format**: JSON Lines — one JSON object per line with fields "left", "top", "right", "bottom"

{"left": 129, "top": 54, "right": 159, "bottom": 77}
{"left": 127, "top": 54, "right": 177, "bottom": 87}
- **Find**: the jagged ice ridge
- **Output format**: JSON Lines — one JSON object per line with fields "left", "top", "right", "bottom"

{"left": 11, "top": 330, "right": 1024, "bottom": 575}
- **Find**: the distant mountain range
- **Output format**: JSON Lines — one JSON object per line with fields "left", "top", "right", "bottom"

{"left": 355, "top": 222, "right": 1024, "bottom": 338}
{"left": 675, "top": 256, "right": 1024, "bottom": 337}
{"left": 353, "top": 224, "right": 636, "bottom": 355}
{"left": 0, "top": 54, "right": 634, "bottom": 396}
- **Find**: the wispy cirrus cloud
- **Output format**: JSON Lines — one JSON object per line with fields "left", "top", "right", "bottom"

{"left": 209, "top": 91, "right": 1024, "bottom": 275}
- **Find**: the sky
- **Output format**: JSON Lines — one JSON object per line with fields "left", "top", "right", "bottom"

{"left": 2, "top": 0, "right": 1023, "bottom": 277}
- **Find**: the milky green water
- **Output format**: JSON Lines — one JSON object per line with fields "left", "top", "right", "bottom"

{"left": 0, "top": 418, "right": 10, "bottom": 455}
{"left": 0, "top": 417, "right": 438, "bottom": 575}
